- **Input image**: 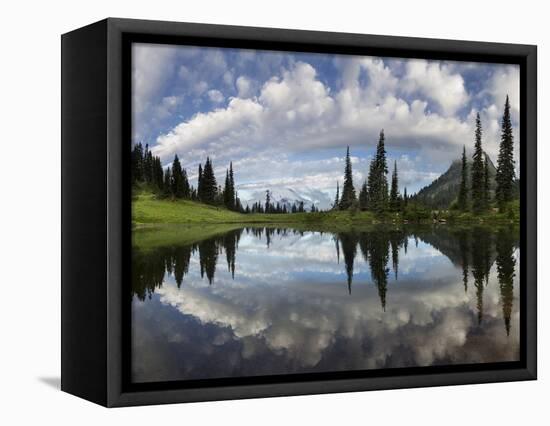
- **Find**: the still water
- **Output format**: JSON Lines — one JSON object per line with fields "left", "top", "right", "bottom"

{"left": 131, "top": 225, "right": 520, "bottom": 383}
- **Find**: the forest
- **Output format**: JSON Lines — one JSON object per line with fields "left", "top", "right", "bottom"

{"left": 131, "top": 96, "right": 519, "bottom": 224}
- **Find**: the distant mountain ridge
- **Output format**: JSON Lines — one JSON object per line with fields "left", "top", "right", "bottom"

{"left": 414, "top": 154, "right": 497, "bottom": 209}
{"left": 239, "top": 186, "right": 334, "bottom": 211}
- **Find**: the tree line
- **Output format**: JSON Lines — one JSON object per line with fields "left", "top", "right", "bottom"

{"left": 457, "top": 95, "right": 516, "bottom": 213}
{"left": 333, "top": 95, "right": 516, "bottom": 215}
{"left": 133, "top": 95, "right": 516, "bottom": 216}
{"left": 132, "top": 144, "right": 320, "bottom": 214}
{"left": 333, "top": 130, "right": 407, "bottom": 213}
{"left": 247, "top": 192, "right": 314, "bottom": 214}
{"left": 131, "top": 143, "right": 245, "bottom": 212}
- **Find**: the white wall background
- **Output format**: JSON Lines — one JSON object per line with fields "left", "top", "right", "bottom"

{"left": 0, "top": 0, "right": 546, "bottom": 424}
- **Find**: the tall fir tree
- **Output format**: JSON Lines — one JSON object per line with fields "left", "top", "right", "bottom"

{"left": 227, "top": 162, "right": 236, "bottom": 210}
{"left": 368, "top": 130, "right": 389, "bottom": 212}
{"left": 171, "top": 154, "right": 187, "bottom": 198}
{"left": 143, "top": 144, "right": 153, "bottom": 184}
{"left": 265, "top": 190, "right": 271, "bottom": 213}
{"left": 495, "top": 95, "right": 516, "bottom": 210}
{"left": 201, "top": 157, "right": 218, "bottom": 204}
{"left": 197, "top": 163, "right": 203, "bottom": 201}
{"left": 367, "top": 159, "right": 376, "bottom": 207}
{"left": 339, "top": 146, "right": 356, "bottom": 209}
{"left": 389, "top": 160, "right": 400, "bottom": 211}
{"left": 131, "top": 143, "right": 144, "bottom": 183}
{"left": 223, "top": 169, "right": 230, "bottom": 207}
{"left": 163, "top": 167, "right": 172, "bottom": 198}
{"left": 458, "top": 145, "right": 469, "bottom": 211}
{"left": 471, "top": 113, "right": 485, "bottom": 213}
{"left": 333, "top": 181, "right": 340, "bottom": 209}
{"left": 131, "top": 142, "right": 166, "bottom": 195}
{"left": 403, "top": 187, "right": 408, "bottom": 208}
{"left": 359, "top": 180, "right": 368, "bottom": 210}
{"left": 483, "top": 154, "right": 490, "bottom": 208}
{"left": 153, "top": 157, "right": 164, "bottom": 191}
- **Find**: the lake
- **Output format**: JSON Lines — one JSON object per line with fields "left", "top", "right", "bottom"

{"left": 131, "top": 224, "right": 520, "bottom": 384}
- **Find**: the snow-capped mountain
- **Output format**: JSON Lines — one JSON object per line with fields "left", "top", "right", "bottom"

{"left": 238, "top": 186, "right": 334, "bottom": 211}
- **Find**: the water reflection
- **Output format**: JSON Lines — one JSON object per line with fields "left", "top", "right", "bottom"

{"left": 131, "top": 225, "right": 519, "bottom": 383}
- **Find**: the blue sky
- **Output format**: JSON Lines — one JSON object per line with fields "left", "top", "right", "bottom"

{"left": 132, "top": 43, "right": 519, "bottom": 197}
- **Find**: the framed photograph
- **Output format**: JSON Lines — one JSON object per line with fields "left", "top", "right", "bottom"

{"left": 61, "top": 18, "right": 537, "bottom": 407}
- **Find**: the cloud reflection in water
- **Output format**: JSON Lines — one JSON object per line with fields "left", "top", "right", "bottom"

{"left": 131, "top": 226, "right": 519, "bottom": 383}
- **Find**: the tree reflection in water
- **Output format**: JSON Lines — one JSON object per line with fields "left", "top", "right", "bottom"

{"left": 132, "top": 225, "right": 518, "bottom": 335}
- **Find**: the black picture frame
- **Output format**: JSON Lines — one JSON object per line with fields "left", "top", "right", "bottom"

{"left": 61, "top": 17, "right": 537, "bottom": 407}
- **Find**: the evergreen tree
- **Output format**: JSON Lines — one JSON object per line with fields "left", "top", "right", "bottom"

{"left": 153, "top": 157, "right": 164, "bottom": 191}
{"left": 265, "top": 190, "right": 271, "bottom": 213}
{"left": 495, "top": 95, "right": 516, "bottom": 210}
{"left": 359, "top": 180, "right": 368, "bottom": 210}
{"left": 298, "top": 201, "right": 304, "bottom": 213}
{"left": 368, "top": 130, "right": 389, "bottom": 212}
{"left": 142, "top": 144, "right": 155, "bottom": 184}
{"left": 403, "top": 187, "right": 408, "bottom": 208}
{"left": 163, "top": 167, "right": 172, "bottom": 198}
{"left": 471, "top": 113, "right": 485, "bottom": 213}
{"left": 201, "top": 157, "right": 218, "bottom": 204}
{"left": 142, "top": 144, "right": 150, "bottom": 183}
{"left": 483, "top": 154, "right": 490, "bottom": 208}
{"left": 171, "top": 155, "right": 186, "bottom": 198}
{"left": 183, "top": 167, "right": 190, "bottom": 198}
{"left": 367, "top": 159, "right": 376, "bottom": 207}
{"left": 458, "top": 145, "right": 469, "bottom": 211}
{"left": 339, "top": 146, "right": 356, "bottom": 209}
{"left": 131, "top": 143, "right": 144, "bottom": 183}
{"left": 197, "top": 163, "right": 203, "bottom": 201}
{"left": 223, "top": 169, "right": 230, "bottom": 207}
{"left": 333, "top": 181, "right": 340, "bottom": 210}
{"left": 389, "top": 160, "right": 400, "bottom": 211}
{"left": 222, "top": 163, "right": 237, "bottom": 210}
{"left": 228, "top": 162, "right": 236, "bottom": 210}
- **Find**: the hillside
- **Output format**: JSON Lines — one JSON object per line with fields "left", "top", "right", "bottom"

{"left": 133, "top": 192, "right": 245, "bottom": 224}
{"left": 414, "top": 154, "right": 497, "bottom": 209}
{"left": 132, "top": 191, "right": 376, "bottom": 225}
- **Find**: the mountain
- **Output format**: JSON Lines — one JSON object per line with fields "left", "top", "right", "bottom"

{"left": 238, "top": 186, "right": 334, "bottom": 211}
{"left": 414, "top": 154, "right": 497, "bottom": 209}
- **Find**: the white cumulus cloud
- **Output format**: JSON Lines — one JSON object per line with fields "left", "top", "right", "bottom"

{"left": 402, "top": 59, "right": 469, "bottom": 116}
